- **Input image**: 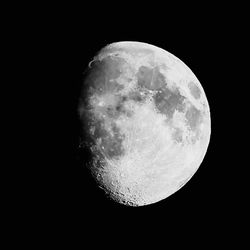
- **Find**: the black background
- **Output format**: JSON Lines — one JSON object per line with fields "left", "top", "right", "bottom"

{"left": 23, "top": 5, "right": 245, "bottom": 245}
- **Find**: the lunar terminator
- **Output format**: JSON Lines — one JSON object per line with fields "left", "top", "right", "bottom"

{"left": 78, "top": 41, "right": 211, "bottom": 206}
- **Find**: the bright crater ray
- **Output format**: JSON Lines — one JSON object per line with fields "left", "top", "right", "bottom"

{"left": 78, "top": 41, "right": 211, "bottom": 206}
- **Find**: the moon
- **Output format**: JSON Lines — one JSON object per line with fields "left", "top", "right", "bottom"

{"left": 78, "top": 41, "right": 211, "bottom": 206}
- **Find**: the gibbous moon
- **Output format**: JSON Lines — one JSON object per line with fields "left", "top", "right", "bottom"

{"left": 78, "top": 41, "right": 211, "bottom": 206}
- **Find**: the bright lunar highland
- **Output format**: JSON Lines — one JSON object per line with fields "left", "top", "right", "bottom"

{"left": 78, "top": 41, "right": 211, "bottom": 206}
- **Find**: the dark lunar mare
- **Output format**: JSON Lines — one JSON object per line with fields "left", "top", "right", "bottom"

{"left": 78, "top": 107, "right": 126, "bottom": 164}
{"left": 77, "top": 113, "right": 99, "bottom": 171}
{"left": 83, "top": 56, "right": 125, "bottom": 96}
{"left": 188, "top": 81, "right": 201, "bottom": 99}
{"left": 78, "top": 56, "right": 129, "bottom": 162}
{"left": 101, "top": 123, "right": 126, "bottom": 159}
{"left": 105, "top": 95, "right": 132, "bottom": 119}
{"left": 136, "top": 66, "right": 153, "bottom": 89}
{"left": 135, "top": 65, "right": 186, "bottom": 119}
{"left": 154, "top": 87, "right": 186, "bottom": 119}
{"left": 136, "top": 65, "right": 166, "bottom": 90}
{"left": 135, "top": 65, "right": 202, "bottom": 141}
{"left": 90, "top": 117, "right": 126, "bottom": 159}
{"left": 185, "top": 105, "right": 201, "bottom": 131}
{"left": 128, "top": 90, "right": 146, "bottom": 103}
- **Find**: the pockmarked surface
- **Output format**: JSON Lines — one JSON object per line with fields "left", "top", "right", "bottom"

{"left": 78, "top": 41, "right": 211, "bottom": 206}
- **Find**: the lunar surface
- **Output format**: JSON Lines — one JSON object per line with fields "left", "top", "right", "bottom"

{"left": 78, "top": 41, "right": 211, "bottom": 206}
